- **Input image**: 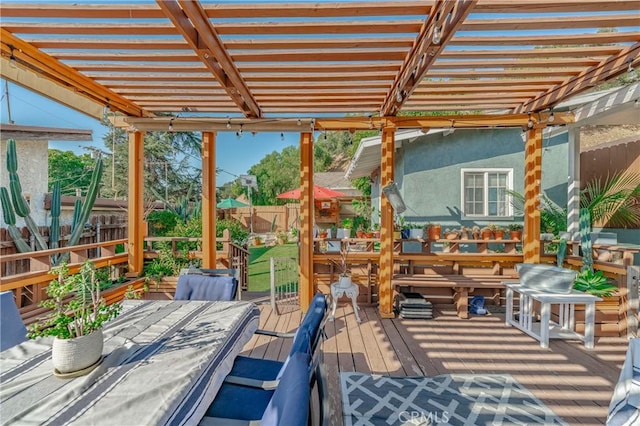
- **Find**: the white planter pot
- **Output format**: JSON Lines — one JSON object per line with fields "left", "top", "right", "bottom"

{"left": 52, "top": 328, "right": 104, "bottom": 375}
{"left": 338, "top": 275, "right": 352, "bottom": 289}
{"left": 409, "top": 229, "right": 424, "bottom": 239}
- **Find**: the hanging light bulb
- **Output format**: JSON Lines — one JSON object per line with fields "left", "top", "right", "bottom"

{"left": 368, "top": 115, "right": 374, "bottom": 129}
{"left": 296, "top": 118, "right": 302, "bottom": 126}
{"left": 309, "top": 118, "right": 315, "bottom": 131}
{"left": 548, "top": 108, "right": 555, "bottom": 123}
{"left": 280, "top": 132, "right": 285, "bottom": 141}
{"left": 628, "top": 59, "right": 634, "bottom": 74}
{"left": 226, "top": 118, "right": 231, "bottom": 129}
{"left": 236, "top": 125, "right": 243, "bottom": 139}
{"left": 527, "top": 114, "right": 534, "bottom": 129}
{"left": 432, "top": 26, "right": 442, "bottom": 45}
{"left": 168, "top": 118, "right": 174, "bottom": 132}
{"left": 444, "top": 120, "right": 455, "bottom": 136}
{"left": 323, "top": 131, "right": 327, "bottom": 141}
{"left": 396, "top": 90, "right": 403, "bottom": 103}
{"left": 9, "top": 47, "right": 17, "bottom": 69}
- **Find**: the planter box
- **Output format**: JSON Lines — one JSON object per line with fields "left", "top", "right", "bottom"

{"left": 550, "top": 295, "right": 625, "bottom": 337}
{"left": 145, "top": 276, "right": 179, "bottom": 300}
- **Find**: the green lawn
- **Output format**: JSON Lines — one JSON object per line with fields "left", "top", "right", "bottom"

{"left": 248, "top": 243, "right": 298, "bottom": 292}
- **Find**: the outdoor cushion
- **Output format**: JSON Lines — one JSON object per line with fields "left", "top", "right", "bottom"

{"left": 174, "top": 274, "right": 237, "bottom": 301}
{"left": 1, "top": 291, "right": 27, "bottom": 351}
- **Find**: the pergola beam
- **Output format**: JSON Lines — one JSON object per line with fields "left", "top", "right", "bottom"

{"left": 381, "top": 0, "right": 477, "bottom": 116}
{"left": 157, "top": 0, "right": 261, "bottom": 118}
{"left": 0, "top": 29, "right": 147, "bottom": 117}
{"left": 519, "top": 43, "right": 640, "bottom": 113}
{"left": 115, "top": 112, "right": 572, "bottom": 133}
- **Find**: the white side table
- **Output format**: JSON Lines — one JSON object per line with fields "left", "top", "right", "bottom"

{"left": 505, "top": 282, "right": 602, "bottom": 349}
{"left": 330, "top": 281, "right": 361, "bottom": 323}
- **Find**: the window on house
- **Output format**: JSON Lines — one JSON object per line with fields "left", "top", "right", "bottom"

{"left": 461, "top": 169, "right": 513, "bottom": 218}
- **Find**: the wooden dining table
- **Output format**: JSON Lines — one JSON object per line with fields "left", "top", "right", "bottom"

{"left": 0, "top": 300, "right": 260, "bottom": 426}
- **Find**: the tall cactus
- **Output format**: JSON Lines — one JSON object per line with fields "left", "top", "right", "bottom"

{"left": 556, "top": 238, "right": 567, "bottom": 267}
{"left": 579, "top": 207, "right": 593, "bottom": 272}
{"left": 5, "top": 139, "right": 48, "bottom": 251}
{"left": 0, "top": 187, "right": 31, "bottom": 252}
{"left": 1, "top": 139, "right": 103, "bottom": 261}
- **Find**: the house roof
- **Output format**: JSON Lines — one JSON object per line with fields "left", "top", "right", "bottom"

{"left": 1, "top": 1, "right": 638, "bottom": 122}
{"left": 345, "top": 83, "right": 640, "bottom": 179}
{"left": 314, "top": 172, "right": 362, "bottom": 198}
{"left": 0, "top": 124, "right": 93, "bottom": 141}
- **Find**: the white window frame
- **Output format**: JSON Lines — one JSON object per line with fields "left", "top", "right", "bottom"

{"left": 460, "top": 168, "right": 514, "bottom": 219}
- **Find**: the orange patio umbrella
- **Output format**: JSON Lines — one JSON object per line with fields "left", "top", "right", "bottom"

{"left": 276, "top": 185, "right": 347, "bottom": 200}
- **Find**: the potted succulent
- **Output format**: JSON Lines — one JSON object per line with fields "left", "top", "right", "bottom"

{"left": 459, "top": 226, "right": 470, "bottom": 240}
{"left": 444, "top": 228, "right": 459, "bottom": 240}
{"left": 573, "top": 269, "right": 618, "bottom": 297}
{"left": 508, "top": 223, "right": 523, "bottom": 241}
{"left": 471, "top": 225, "right": 481, "bottom": 240}
{"left": 480, "top": 226, "right": 493, "bottom": 240}
{"left": 492, "top": 225, "right": 505, "bottom": 240}
{"left": 335, "top": 246, "right": 352, "bottom": 288}
{"left": 409, "top": 223, "right": 424, "bottom": 239}
{"left": 28, "top": 261, "right": 121, "bottom": 376}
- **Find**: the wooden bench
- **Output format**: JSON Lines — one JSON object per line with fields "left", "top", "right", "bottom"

{"left": 393, "top": 274, "right": 517, "bottom": 319}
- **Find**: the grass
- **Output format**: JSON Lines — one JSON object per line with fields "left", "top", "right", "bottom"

{"left": 248, "top": 243, "right": 298, "bottom": 292}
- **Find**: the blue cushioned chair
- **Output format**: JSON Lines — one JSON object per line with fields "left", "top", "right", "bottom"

{"left": 175, "top": 268, "right": 239, "bottom": 301}
{"left": 1, "top": 291, "right": 27, "bottom": 352}
{"left": 199, "top": 352, "right": 312, "bottom": 426}
{"left": 224, "top": 294, "right": 327, "bottom": 389}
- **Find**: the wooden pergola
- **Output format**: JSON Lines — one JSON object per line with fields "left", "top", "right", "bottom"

{"left": 1, "top": 1, "right": 638, "bottom": 315}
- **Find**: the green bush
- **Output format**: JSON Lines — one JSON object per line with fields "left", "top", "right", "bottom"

{"left": 147, "top": 210, "right": 181, "bottom": 236}
{"left": 217, "top": 218, "right": 249, "bottom": 246}
{"left": 143, "top": 243, "right": 199, "bottom": 281}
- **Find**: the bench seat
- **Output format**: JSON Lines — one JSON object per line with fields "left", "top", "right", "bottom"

{"left": 393, "top": 274, "right": 518, "bottom": 319}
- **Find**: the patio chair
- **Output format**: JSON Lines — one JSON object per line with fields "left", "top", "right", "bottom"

{"left": 175, "top": 268, "right": 239, "bottom": 301}
{"left": 199, "top": 352, "right": 312, "bottom": 425}
{"left": 607, "top": 338, "right": 640, "bottom": 426}
{"left": 224, "top": 293, "right": 327, "bottom": 389}
{"left": 1, "top": 291, "right": 27, "bottom": 351}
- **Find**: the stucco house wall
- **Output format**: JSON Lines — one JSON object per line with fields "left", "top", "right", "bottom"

{"left": 0, "top": 139, "right": 48, "bottom": 227}
{"left": 371, "top": 128, "right": 568, "bottom": 229}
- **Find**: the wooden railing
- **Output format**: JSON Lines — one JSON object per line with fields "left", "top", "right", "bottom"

{"left": 142, "top": 229, "right": 250, "bottom": 290}
{"left": 0, "top": 239, "right": 129, "bottom": 308}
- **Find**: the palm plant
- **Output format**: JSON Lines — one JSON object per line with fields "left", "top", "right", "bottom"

{"left": 580, "top": 171, "right": 640, "bottom": 228}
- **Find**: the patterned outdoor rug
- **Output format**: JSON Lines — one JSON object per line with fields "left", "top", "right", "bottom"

{"left": 340, "top": 372, "right": 567, "bottom": 425}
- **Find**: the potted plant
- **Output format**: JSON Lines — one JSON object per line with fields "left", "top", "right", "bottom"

{"left": 493, "top": 225, "right": 505, "bottom": 240}
{"left": 409, "top": 223, "right": 424, "bottom": 239}
{"left": 444, "top": 228, "right": 459, "bottom": 240}
{"left": 253, "top": 235, "right": 263, "bottom": 246}
{"left": 471, "top": 225, "right": 480, "bottom": 240}
{"left": 573, "top": 269, "right": 618, "bottom": 297}
{"left": 480, "top": 226, "right": 493, "bottom": 240}
{"left": 276, "top": 230, "right": 288, "bottom": 245}
{"left": 27, "top": 261, "right": 122, "bottom": 376}
{"left": 372, "top": 223, "right": 380, "bottom": 238}
{"left": 335, "top": 246, "right": 352, "bottom": 288}
{"left": 508, "top": 223, "right": 523, "bottom": 241}
{"left": 459, "top": 226, "right": 470, "bottom": 240}
{"left": 340, "top": 217, "right": 353, "bottom": 238}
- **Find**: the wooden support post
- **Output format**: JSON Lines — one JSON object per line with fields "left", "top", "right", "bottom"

{"left": 299, "top": 132, "right": 314, "bottom": 313}
{"left": 379, "top": 126, "right": 396, "bottom": 318}
{"left": 523, "top": 128, "right": 542, "bottom": 263}
{"left": 567, "top": 127, "right": 581, "bottom": 238}
{"left": 201, "top": 132, "right": 216, "bottom": 269}
{"left": 128, "top": 131, "right": 145, "bottom": 275}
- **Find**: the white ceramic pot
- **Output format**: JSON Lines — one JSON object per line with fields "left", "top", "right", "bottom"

{"left": 409, "top": 229, "right": 424, "bottom": 239}
{"left": 52, "top": 328, "right": 103, "bottom": 374}
{"left": 338, "top": 275, "right": 352, "bottom": 289}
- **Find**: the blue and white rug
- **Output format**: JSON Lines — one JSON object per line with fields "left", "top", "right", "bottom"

{"left": 340, "top": 372, "right": 567, "bottom": 425}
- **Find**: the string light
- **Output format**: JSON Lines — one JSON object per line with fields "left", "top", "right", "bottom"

{"left": 396, "top": 90, "right": 403, "bottom": 103}
{"left": 432, "top": 26, "right": 442, "bottom": 45}
{"left": 236, "top": 124, "right": 243, "bottom": 139}
{"left": 548, "top": 108, "right": 555, "bottom": 123}
{"left": 226, "top": 118, "right": 231, "bottom": 129}
{"left": 297, "top": 118, "right": 302, "bottom": 126}
{"left": 368, "top": 115, "right": 374, "bottom": 129}
{"left": 309, "top": 118, "right": 315, "bottom": 131}
{"left": 527, "top": 114, "right": 534, "bottom": 129}
{"left": 323, "top": 131, "right": 327, "bottom": 140}
{"left": 8, "top": 46, "right": 17, "bottom": 69}
{"left": 280, "top": 132, "right": 285, "bottom": 141}
{"left": 444, "top": 120, "right": 455, "bottom": 136}
{"left": 168, "top": 118, "right": 174, "bottom": 132}
{"left": 628, "top": 58, "right": 634, "bottom": 74}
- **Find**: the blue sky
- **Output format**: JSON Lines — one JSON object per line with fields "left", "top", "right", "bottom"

{"left": 0, "top": 79, "right": 298, "bottom": 186}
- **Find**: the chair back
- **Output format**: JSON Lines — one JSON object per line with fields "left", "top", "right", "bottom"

{"left": 607, "top": 338, "right": 640, "bottom": 425}
{"left": 298, "top": 293, "right": 328, "bottom": 353}
{"left": 174, "top": 274, "right": 238, "bottom": 301}
{"left": 1, "top": 291, "right": 27, "bottom": 351}
{"left": 261, "top": 352, "right": 311, "bottom": 426}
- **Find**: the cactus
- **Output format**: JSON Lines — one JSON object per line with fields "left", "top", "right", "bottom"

{"left": 0, "top": 187, "right": 31, "bottom": 252}
{"left": 579, "top": 207, "right": 593, "bottom": 272}
{"left": 6, "top": 140, "right": 48, "bottom": 251}
{"left": 1, "top": 139, "right": 103, "bottom": 261}
{"left": 557, "top": 238, "right": 567, "bottom": 267}
{"left": 49, "top": 182, "right": 61, "bottom": 249}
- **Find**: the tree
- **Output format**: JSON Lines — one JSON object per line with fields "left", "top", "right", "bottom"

{"left": 48, "top": 149, "right": 95, "bottom": 196}
{"left": 101, "top": 120, "right": 203, "bottom": 204}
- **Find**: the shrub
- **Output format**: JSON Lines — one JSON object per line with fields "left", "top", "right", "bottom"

{"left": 146, "top": 210, "right": 181, "bottom": 236}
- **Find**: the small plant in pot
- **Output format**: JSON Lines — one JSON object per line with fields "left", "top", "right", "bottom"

{"left": 573, "top": 269, "right": 618, "bottom": 297}
{"left": 508, "top": 223, "right": 523, "bottom": 240}
{"left": 28, "top": 261, "right": 121, "bottom": 377}
{"left": 334, "top": 246, "right": 352, "bottom": 288}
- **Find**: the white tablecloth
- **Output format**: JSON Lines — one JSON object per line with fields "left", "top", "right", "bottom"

{"left": 0, "top": 300, "right": 260, "bottom": 426}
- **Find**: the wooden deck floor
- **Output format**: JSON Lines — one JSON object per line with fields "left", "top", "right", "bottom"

{"left": 241, "top": 301, "right": 630, "bottom": 426}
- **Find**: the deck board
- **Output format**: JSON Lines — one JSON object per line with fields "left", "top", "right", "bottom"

{"left": 246, "top": 301, "right": 628, "bottom": 426}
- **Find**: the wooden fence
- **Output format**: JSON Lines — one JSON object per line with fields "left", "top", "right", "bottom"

{"left": 226, "top": 204, "right": 300, "bottom": 233}
{"left": 1, "top": 215, "right": 127, "bottom": 277}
